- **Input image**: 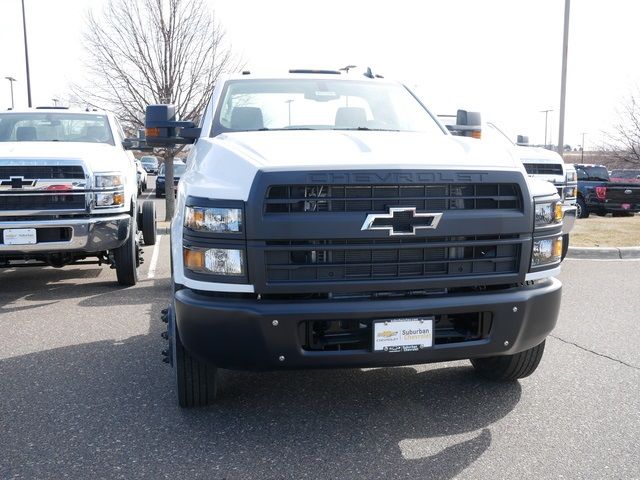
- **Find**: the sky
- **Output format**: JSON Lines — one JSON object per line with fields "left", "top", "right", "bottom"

{"left": 1, "top": 0, "right": 639, "bottom": 150}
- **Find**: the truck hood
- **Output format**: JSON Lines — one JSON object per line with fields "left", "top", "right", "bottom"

{"left": 514, "top": 145, "right": 564, "bottom": 164}
{"left": 184, "top": 130, "right": 525, "bottom": 200}
{"left": 0, "top": 142, "right": 122, "bottom": 174}
{"left": 213, "top": 130, "right": 520, "bottom": 170}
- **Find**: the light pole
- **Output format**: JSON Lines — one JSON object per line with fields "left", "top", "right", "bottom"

{"left": 5, "top": 77, "right": 16, "bottom": 109}
{"left": 285, "top": 99, "right": 293, "bottom": 126}
{"left": 540, "top": 109, "right": 553, "bottom": 148}
{"left": 557, "top": 0, "right": 571, "bottom": 156}
{"left": 52, "top": 98, "right": 59, "bottom": 106}
{"left": 580, "top": 132, "right": 587, "bottom": 162}
{"left": 21, "top": 0, "right": 33, "bottom": 107}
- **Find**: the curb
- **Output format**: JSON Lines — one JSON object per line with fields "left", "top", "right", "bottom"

{"left": 567, "top": 246, "right": 640, "bottom": 259}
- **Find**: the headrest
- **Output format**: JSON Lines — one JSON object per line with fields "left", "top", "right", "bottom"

{"left": 230, "top": 107, "right": 264, "bottom": 130}
{"left": 16, "top": 126, "right": 37, "bottom": 141}
{"left": 335, "top": 107, "right": 367, "bottom": 128}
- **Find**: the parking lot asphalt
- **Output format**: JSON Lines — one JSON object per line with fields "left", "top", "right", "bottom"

{"left": 1, "top": 191, "right": 639, "bottom": 479}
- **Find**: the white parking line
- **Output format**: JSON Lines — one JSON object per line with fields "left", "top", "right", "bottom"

{"left": 147, "top": 234, "right": 162, "bottom": 279}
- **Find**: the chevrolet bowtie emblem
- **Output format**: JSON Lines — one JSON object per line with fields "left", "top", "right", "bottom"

{"left": 0, "top": 176, "right": 37, "bottom": 189}
{"left": 361, "top": 207, "right": 443, "bottom": 236}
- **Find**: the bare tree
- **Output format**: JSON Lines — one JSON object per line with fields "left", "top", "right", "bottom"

{"left": 602, "top": 89, "right": 640, "bottom": 167}
{"left": 75, "top": 0, "right": 240, "bottom": 219}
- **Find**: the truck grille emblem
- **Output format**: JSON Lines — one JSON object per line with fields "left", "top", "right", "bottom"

{"left": 0, "top": 176, "right": 37, "bottom": 189}
{"left": 361, "top": 207, "right": 443, "bottom": 236}
{"left": 624, "top": 189, "right": 632, "bottom": 195}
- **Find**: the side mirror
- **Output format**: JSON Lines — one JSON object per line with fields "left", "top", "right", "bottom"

{"left": 516, "top": 135, "right": 530, "bottom": 146}
{"left": 145, "top": 104, "right": 202, "bottom": 146}
{"left": 122, "top": 138, "right": 135, "bottom": 150}
{"left": 453, "top": 109, "right": 481, "bottom": 138}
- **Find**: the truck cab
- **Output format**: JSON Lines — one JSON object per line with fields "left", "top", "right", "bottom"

{"left": 145, "top": 71, "right": 572, "bottom": 407}
{"left": 0, "top": 107, "right": 156, "bottom": 285}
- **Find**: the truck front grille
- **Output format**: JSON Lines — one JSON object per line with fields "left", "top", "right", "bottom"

{"left": 0, "top": 193, "right": 86, "bottom": 211}
{"left": 0, "top": 165, "right": 85, "bottom": 179}
{"left": 523, "top": 163, "right": 563, "bottom": 176}
{"left": 264, "top": 235, "right": 520, "bottom": 283}
{"left": 265, "top": 183, "right": 522, "bottom": 213}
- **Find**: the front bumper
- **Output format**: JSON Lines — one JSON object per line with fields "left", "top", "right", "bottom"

{"left": 0, "top": 214, "right": 131, "bottom": 253}
{"left": 174, "top": 278, "right": 562, "bottom": 371}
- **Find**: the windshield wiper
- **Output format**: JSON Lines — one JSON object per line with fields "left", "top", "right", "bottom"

{"left": 332, "top": 127, "right": 400, "bottom": 132}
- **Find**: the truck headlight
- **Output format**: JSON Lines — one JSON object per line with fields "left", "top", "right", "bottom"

{"left": 534, "top": 201, "right": 563, "bottom": 227}
{"left": 94, "top": 174, "right": 124, "bottom": 189}
{"left": 96, "top": 192, "right": 125, "bottom": 207}
{"left": 183, "top": 247, "right": 245, "bottom": 276}
{"left": 184, "top": 206, "right": 243, "bottom": 233}
{"left": 531, "top": 236, "right": 563, "bottom": 267}
{"left": 566, "top": 170, "right": 577, "bottom": 183}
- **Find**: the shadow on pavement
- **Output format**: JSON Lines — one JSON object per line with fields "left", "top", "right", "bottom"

{"left": 1, "top": 321, "right": 521, "bottom": 479}
{"left": 0, "top": 266, "right": 168, "bottom": 312}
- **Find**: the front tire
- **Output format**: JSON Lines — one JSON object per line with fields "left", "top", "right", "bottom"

{"left": 141, "top": 200, "right": 157, "bottom": 246}
{"left": 576, "top": 198, "right": 589, "bottom": 218}
{"left": 168, "top": 305, "right": 219, "bottom": 407}
{"left": 113, "top": 216, "right": 138, "bottom": 286}
{"left": 471, "top": 340, "right": 546, "bottom": 381}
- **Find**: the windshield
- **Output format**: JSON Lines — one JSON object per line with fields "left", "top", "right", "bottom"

{"left": 0, "top": 112, "right": 114, "bottom": 144}
{"left": 576, "top": 166, "right": 610, "bottom": 181}
{"left": 611, "top": 169, "right": 640, "bottom": 178}
{"left": 159, "top": 163, "right": 187, "bottom": 176}
{"left": 211, "top": 78, "right": 443, "bottom": 136}
{"left": 141, "top": 156, "right": 158, "bottom": 165}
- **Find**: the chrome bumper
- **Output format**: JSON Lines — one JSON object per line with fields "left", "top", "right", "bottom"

{"left": 0, "top": 214, "right": 131, "bottom": 253}
{"left": 562, "top": 205, "right": 577, "bottom": 234}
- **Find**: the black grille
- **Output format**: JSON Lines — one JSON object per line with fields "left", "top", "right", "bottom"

{"left": 264, "top": 236, "right": 520, "bottom": 283}
{"left": 0, "top": 165, "right": 85, "bottom": 180}
{"left": 265, "top": 183, "right": 522, "bottom": 213}
{"left": 523, "top": 163, "right": 563, "bottom": 176}
{"left": 0, "top": 194, "right": 85, "bottom": 211}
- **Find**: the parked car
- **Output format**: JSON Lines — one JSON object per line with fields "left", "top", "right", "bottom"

{"left": 140, "top": 155, "right": 159, "bottom": 174}
{"left": 0, "top": 107, "right": 156, "bottom": 285}
{"left": 155, "top": 160, "right": 186, "bottom": 197}
{"left": 135, "top": 159, "right": 148, "bottom": 194}
{"left": 574, "top": 164, "right": 640, "bottom": 217}
{"left": 610, "top": 169, "right": 640, "bottom": 184}
{"left": 145, "top": 70, "right": 574, "bottom": 407}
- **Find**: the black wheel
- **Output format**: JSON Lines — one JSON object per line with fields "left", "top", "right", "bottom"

{"left": 142, "top": 181, "right": 148, "bottom": 192}
{"left": 167, "top": 305, "right": 219, "bottom": 407}
{"left": 471, "top": 340, "right": 546, "bottom": 381}
{"left": 141, "top": 200, "right": 157, "bottom": 246}
{"left": 576, "top": 197, "right": 589, "bottom": 218}
{"left": 113, "top": 216, "right": 138, "bottom": 286}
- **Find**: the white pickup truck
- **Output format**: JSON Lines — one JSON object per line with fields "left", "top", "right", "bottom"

{"left": 145, "top": 71, "right": 574, "bottom": 407}
{"left": 0, "top": 107, "right": 156, "bottom": 285}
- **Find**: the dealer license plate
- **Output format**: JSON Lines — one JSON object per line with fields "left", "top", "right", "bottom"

{"left": 373, "top": 317, "right": 434, "bottom": 352}
{"left": 3, "top": 228, "right": 37, "bottom": 245}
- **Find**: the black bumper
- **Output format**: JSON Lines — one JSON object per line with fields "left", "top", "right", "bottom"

{"left": 174, "top": 278, "right": 562, "bottom": 371}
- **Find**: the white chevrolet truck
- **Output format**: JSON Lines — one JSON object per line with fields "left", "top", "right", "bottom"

{"left": 0, "top": 107, "right": 156, "bottom": 285}
{"left": 145, "top": 71, "right": 575, "bottom": 407}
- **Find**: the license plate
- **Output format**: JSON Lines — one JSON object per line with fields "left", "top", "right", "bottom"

{"left": 373, "top": 317, "right": 434, "bottom": 352}
{"left": 3, "top": 228, "right": 37, "bottom": 245}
